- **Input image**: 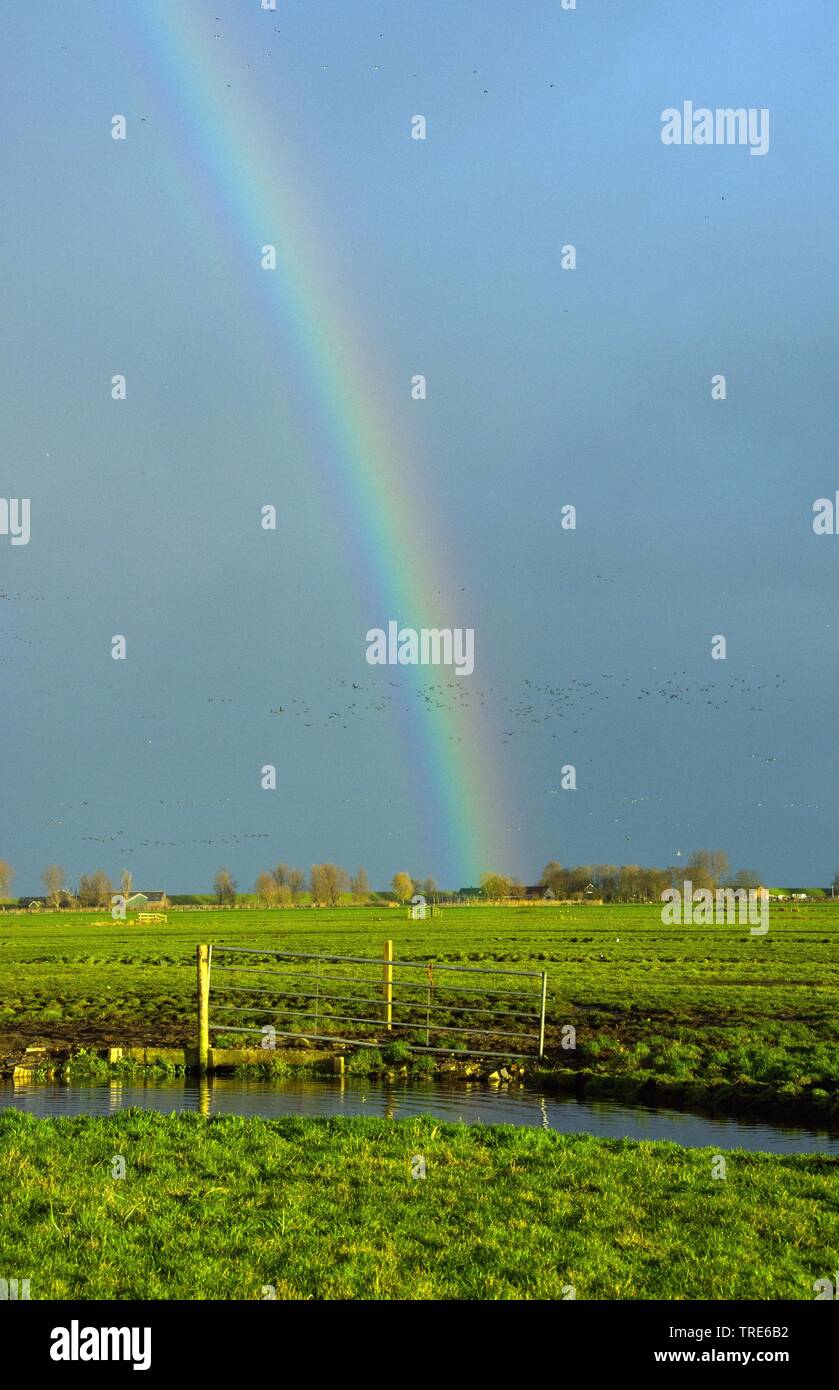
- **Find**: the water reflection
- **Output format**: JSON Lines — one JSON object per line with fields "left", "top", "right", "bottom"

{"left": 0, "top": 1076, "right": 836, "bottom": 1155}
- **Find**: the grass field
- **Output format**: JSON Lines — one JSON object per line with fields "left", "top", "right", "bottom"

{"left": 1, "top": 1109, "right": 837, "bottom": 1300}
{"left": 1, "top": 903, "right": 838, "bottom": 1113}
{"left": 2, "top": 904, "right": 837, "bottom": 1302}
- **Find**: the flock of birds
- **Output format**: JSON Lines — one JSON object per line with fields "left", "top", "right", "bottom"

{"left": 50, "top": 14, "right": 564, "bottom": 104}
{"left": 251, "top": 670, "right": 791, "bottom": 744}
{"left": 11, "top": 661, "right": 808, "bottom": 861}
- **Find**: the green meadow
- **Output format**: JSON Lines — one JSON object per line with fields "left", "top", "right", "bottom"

{"left": 1, "top": 1110, "right": 837, "bottom": 1300}
{"left": 1, "top": 905, "right": 838, "bottom": 1301}
{"left": 0, "top": 903, "right": 837, "bottom": 1112}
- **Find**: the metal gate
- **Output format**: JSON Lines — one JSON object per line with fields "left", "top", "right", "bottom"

{"left": 207, "top": 942, "right": 548, "bottom": 1059}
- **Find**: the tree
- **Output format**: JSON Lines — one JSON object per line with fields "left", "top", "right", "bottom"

{"left": 480, "top": 872, "right": 512, "bottom": 900}
{"left": 640, "top": 867, "right": 669, "bottom": 902}
{"left": 416, "top": 876, "right": 439, "bottom": 903}
{"left": 272, "top": 864, "right": 290, "bottom": 889}
{"left": 255, "top": 871, "right": 279, "bottom": 906}
{"left": 214, "top": 867, "right": 237, "bottom": 906}
{"left": 350, "top": 866, "right": 371, "bottom": 903}
{"left": 0, "top": 860, "right": 14, "bottom": 900}
{"left": 309, "top": 864, "right": 346, "bottom": 906}
{"left": 392, "top": 872, "right": 414, "bottom": 904}
{"left": 42, "top": 864, "right": 65, "bottom": 908}
{"left": 731, "top": 868, "right": 763, "bottom": 890}
{"left": 617, "top": 865, "right": 642, "bottom": 901}
{"left": 77, "top": 874, "right": 95, "bottom": 908}
{"left": 687, "top": 850, "right": 730, "bottom": 890}
{"left": 120, "top": 869, "right": 133, "bottom": 900}
{"left": 310, "top": 864, "right": 328, "bottom": 905}
{"left": 539, "top": 860, "right": 567, "bottom": 899}
{"left": 323, "top": 864, "right": 347, "bottom": 906}
{"left": 591, "top": 864, "right": 619, "bottom": 900}
{"left": 92, "top": 869, "right": 113, "bottom": 908}
{"left": 287, "top": 868, "right": 305, "bottom": 904}
{"left": 77, "top": 870, "right": 112, "bottom": 908}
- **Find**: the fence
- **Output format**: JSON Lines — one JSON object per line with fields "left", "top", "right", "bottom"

{"left": 197, "top": 941, "right": 547, "bottom": 1069}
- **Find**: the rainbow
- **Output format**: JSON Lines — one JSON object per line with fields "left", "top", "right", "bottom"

{"left": 136, "top": 2, "right": 514, "bottom": 885}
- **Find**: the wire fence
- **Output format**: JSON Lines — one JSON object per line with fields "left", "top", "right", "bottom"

{"left": 208, "top": 942, "right": 548, "bottom": 1060}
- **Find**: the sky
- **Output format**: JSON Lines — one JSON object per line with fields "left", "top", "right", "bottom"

{"left": 1, "top": 0, "right": 837, "bottom": 895}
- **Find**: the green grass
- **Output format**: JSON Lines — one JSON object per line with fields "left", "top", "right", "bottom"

{"left": 2, "top": 908, "right": 836, "bottom": 1300}
{"left": 1, "top": 903, "right": 837, "bottom": 1109}
{"left": 0, "top": 1109, "right": 836, "bottom": 1300}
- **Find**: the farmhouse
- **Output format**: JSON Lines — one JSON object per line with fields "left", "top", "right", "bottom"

{"left": 504, "top": 885, "right": 562, "bottom": 901}
{"left": 127, "top": 891, "right": 169, "bottom": 910}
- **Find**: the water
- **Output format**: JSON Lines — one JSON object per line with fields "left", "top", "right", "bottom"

{"left": 0, "top": 1076, "right": 836, "bottom": 1154}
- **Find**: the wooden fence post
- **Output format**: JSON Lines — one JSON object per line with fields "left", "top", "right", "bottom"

{"left": 197, "top": 943, "right": 211, "bottom": 1075}
{"left": 383, "top": 939, "right": 393, "bottom": 1032}
{"left": 538, "top": 970, "right": 547, "bottom": 1059}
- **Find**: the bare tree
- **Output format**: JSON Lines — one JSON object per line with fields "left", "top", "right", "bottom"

{"left": 77, "top": 874, "right": 96, "bottom": 908}
{"left": 92, "top": 869, "right": 113, "bottom": 908}
{"left": 323, "top": 864, "right": 347, "bottom": 906}
{"left": 640, "top": 867, "right": 669, "bottom": 902}
{"left": 255, "top": 871, "right": 279, "bottom": 906}
{"left": 0, "top": 859, "right": 15, "bottom": 900}
{"left": 77, "top": 870, "right": 112, "bottom": 908}
{"left": 539, "top": 861, "right": 567, "bottom": 899}
{"left": 688, "top": 850, "right": 730, "bottom": 890}
{"left": 591, "top": 864, "right": 619, "bottom": 899}
{"left": 287, "top": 868, "right": 305, "bottom": 904}
{"left": 311, "top": 864, "right": 347, "bottom": 906}
{"left": 214, "top": 867, "right": 237, "bottom": 906}
{"left": 350, "top": 866, "right": 371, "bottom": 903}
{"left": 120, "top": 869, "right": 133, "bottom": 900}
{"left": 310, "top": 864, "right": 327, "bottom": 906}
{"left": 731, "top": 868, "right": 763, "bottom": 890}
{"left": 42, "top": 864, "right": 65, "bottom": 908}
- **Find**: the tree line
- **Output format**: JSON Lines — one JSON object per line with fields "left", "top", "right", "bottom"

{"left": 0, "top": 850, "right": 810, "bottom": 910}
{"left": 0, "top": 864, "right": 136, "bottom": 909}
{"left": 481, "top": 851, "right": 763, "bottom": 902}
{"left": 0, "top": 859, "right": 442, "bottom": 908}
{"left": 248, "top": 865, "right": 439, "bottom": 907}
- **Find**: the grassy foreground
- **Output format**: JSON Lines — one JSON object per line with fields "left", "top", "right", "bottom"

{"left": 1, "top": 1110, "right": 837, "bottom": 1300}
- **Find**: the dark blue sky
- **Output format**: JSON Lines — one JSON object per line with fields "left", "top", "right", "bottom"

{"left": 1, "top": 0, "right": 837, "bottom": 894}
